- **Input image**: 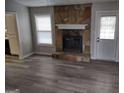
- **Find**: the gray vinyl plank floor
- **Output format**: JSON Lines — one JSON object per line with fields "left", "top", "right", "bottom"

{"left": 5, "top": 55, "right": 119, "bottom": 93}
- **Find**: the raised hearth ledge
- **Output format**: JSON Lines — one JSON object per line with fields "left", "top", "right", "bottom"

{"left": 56, "top": 24, "right": 88, "bottom": 30}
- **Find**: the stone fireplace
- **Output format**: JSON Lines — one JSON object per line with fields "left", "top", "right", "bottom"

{"left": 52, "top": 24, "right": 90, "bottom": 62}
{"left": 55, "top": 24, "right": 88, "bottom": 53}
{"left": 53, "top": 4, "right": 91, "bottom": 62}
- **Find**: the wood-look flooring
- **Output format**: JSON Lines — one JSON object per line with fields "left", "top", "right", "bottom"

{"left": 6, "top": 55, "right": 119, "bottom": 93}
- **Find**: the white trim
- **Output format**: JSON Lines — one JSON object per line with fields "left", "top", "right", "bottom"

{"left": 5, "top": 11, "right": 23, "bottom": 59}
{"left": 5, "top": 11, "right": 17, "bottom": 15}
{"left": 30, "top": 7, "right": 56, "bottom": 53}
{"left": 51, "top": 7, "right": 56, "bottom": 52}
{"left": 56, "top": 24, "right": 88, "bottom": 30}
{"left": 94, "top": 10, "right": 118, "bottom": 61}
{"left": 96, "top": 10, "right": 118, "bottom": 15}
{"left": 91, "top": 56, "right": 96, "bottom": 60}
{"left": 115, "top": 59, "right": 119, "bottom": 62}
{"left": 34, "top": 11, "right": 54, "bottom": 46}
{"left": 19, "top": 52, "right": 34, "bottom": 59}
{"left": 38, "top": 44, "right": 54, "bottom": 47}
{"left": 34, "top": 14, "right": 53, "bottom": 45}
{"left": 91, "top": 59, "right": 119, "bottom": 63}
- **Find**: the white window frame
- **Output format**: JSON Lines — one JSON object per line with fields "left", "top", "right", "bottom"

{"left": 34, "top": 14, "right": 53, "bottom": 46}
{"left": 95, "top": 10, "right": 118, "bottom": 41}
{"left": 99, "top": 16, "right": 116, "bottom": 40}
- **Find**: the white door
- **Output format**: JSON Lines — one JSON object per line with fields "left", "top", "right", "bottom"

{"left": 95, "top": 11, "right": 118, "bottom": 61}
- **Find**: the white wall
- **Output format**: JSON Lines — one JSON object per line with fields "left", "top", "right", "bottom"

{"left": 29, "top": 7, "right": 56, "bottom": 54}
{"left": 91, "top": 1, "right": 119, "bottom": 61}
{"left": 6, "top": 0, "right": 33, "bottom": 59}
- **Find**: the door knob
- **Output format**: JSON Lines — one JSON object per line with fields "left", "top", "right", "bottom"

{"left": 96, "top": 37, "right": 100, "bottom": 42}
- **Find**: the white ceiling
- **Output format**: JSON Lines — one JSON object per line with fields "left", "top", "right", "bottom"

{"left": 14, "top": 0, "right": 118, "bottom": 7}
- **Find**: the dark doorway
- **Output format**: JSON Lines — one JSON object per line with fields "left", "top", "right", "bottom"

{"left": 5, "top": 39, "right": 11, "bottom": 55}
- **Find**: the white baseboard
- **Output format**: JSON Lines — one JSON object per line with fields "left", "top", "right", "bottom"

{"left": 115, "top": 59, "right": 119, "bottom": 62}
{"left": 91, "top": 56, "right": 96, "bottom": 60}
{"left": 19, "top": 52, "right": 34, "bottom": 59}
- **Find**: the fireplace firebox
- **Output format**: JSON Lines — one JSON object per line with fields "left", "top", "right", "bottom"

{"left": 63, "top": 35, "right": 82, "bottom": 53}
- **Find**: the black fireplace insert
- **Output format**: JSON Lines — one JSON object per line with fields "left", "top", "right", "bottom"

{"left": 63, "top": 35, "right": 82, "bottom": 53}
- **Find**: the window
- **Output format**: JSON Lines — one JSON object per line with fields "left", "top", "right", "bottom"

{"left": 100, "top": 16, "right": 116, "bottom": 39}
{"left": 35, "top": 15, "right": 52, "bottom": 44}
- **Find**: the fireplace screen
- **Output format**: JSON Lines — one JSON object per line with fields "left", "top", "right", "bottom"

{"left": 63, "top": 36, "right": 82, "bottom": 53}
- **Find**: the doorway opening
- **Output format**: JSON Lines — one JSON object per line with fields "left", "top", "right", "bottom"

{"left": 5, "top": 13, "right": 20, "bottom": 57}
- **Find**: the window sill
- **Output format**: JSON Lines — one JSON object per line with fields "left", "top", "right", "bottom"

{"left": 38, "top": 44, "right": 54, "bottom": 47}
